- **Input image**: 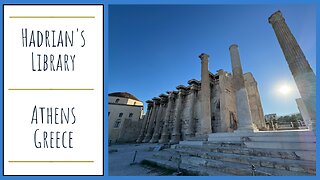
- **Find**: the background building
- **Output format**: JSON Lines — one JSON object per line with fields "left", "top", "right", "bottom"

{"left": 108, "top": 92, "right": 144, "bottom": 143}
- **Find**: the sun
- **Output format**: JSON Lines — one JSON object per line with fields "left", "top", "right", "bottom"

{"left": 278, "top": 85, "right": 291, "bottom": 95}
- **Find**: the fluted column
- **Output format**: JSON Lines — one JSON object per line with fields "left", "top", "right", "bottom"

{"left": 198, "top": 53, "right": 212, "bottom": 135}
{"left": 142, "top": 97, "right": 160, "bottom": 143}
{"left": 159, "top": 91, "right": 175, "bottom": 143}
{"left": 185, "top": 79, "right": 199, "bottom": 138}
{"left": 136, "top": 100, "right": 153, "bottom": 143}
{"left": 269, "top": 11, "right": 316, "bottom": 132}
{"left": 229, "top": 44, "right": 255, "bottom": 132}
{"left": 170, "top": 86, "right": 186, "bottom": 144}
{"left": 150, "top": 94, "right": 168, "bottom": 143}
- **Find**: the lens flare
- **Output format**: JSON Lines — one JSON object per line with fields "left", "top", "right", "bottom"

{"left": 278, "top": 85, "right": 291, "bottom": 95}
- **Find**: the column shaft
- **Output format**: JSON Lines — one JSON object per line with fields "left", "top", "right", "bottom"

{"left": 159, "top": 92, "right": 175, "bottom": 143}
{"left": 170, "top": 88, "right": 185, "bottom": 143}
{"left": 150, "top": 96, "right": 167, "bottom": 143}
{"left": 185, "top": 84, "right": 197, "bottom": 137}
{"left": 198, "top": 53, "right": 212, "bottom": 135}
{"left": 136, "top": 101, "right": 153, "bottom": 143}
{"left": 229, "top": 44, "right": 255, "bottom": 132}
{"left": 142, "top": 98, "right": 160, "bottom": 143}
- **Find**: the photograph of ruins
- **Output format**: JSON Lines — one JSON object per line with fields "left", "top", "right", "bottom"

{"left": 108, "top": 4, "right": 316, "bottom": 176}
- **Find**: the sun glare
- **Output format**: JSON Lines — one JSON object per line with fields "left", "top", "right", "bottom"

{"left": 278, "top": 85, "right": 291, "bottom": 95}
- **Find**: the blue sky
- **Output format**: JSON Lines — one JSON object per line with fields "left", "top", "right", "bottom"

{"left": 108, "top": 4, "right": 316, "bottom": 116}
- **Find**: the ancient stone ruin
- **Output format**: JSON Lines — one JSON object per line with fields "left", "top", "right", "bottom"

{"left": 135, "top": 10, "right": 316, "bottom": 176}
{"left": 137, "top": 48, "right": 266, "bottom": 143}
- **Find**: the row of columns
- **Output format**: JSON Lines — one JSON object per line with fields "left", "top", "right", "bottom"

{"left": 136, "top": 80, "right": 201, "bottom": 144}
{"left": 137, "top": 47, "right": 261, "bottom": 143}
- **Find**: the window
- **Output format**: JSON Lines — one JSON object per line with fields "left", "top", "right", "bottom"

{"left": 133, "top": 102, "right": 136, "bottom": 105}
{"left": 108, "top": 112, "right": 110, "bottom": 116}
{"left": 119, "top": 113, "right": 123, "bottom": 117}
{"left": 129, "top": 113, "right": 133, "bottom": 118}
{"left": 115, "top": 98, "right": 120, "bottom": 103}
{"left": 114, "top": 119, "right": 121, "bottom": 128}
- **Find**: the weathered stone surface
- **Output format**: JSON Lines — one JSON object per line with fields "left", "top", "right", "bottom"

{"left": 170, "top": 86, "right": 186, "bottom": 144}
{"left": 142, "top": 97, "right": 160, "bottom": 143}
{"left": 136, "top": 100, "right": 153, "bottom": 143}
{"left": 229, "top": 44, "right": 255, "bottom": 132}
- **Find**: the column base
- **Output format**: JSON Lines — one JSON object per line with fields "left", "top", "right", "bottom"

{"left": 149, "top": 134, "right": 160, "bottom": 143}
{"left": 169, "top": 134, "right": 180, "bottom": 144}
{"left": 184, "top": 132, "right": 195, "bottom": 139}
{"left": 136, "top": 135, "right": 144, "bottom": 143}
{"left": 236, "top": 123, "right": 259, "bottom": 133}
{"left": 158, "top": 134, "right": 170, "bottom": 143}
{"left": 308, "top": 120, "right": 316, "bottom": 134}
{"left": 142, "top": 134, "right": 152, "bottom": 143}
{"left": 193, "top": 133, "right": 208, "bottom": 141}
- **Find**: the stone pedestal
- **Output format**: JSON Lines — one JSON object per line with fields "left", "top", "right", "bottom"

{"left": 229, "top": 44, "right": 256, "bottom": 132}
{"left": 136, "top": 100, "right": 153, "bottom": 143}
{"left": 197, "top": 53, "right": 212, "bottom": 135}
{"left": 159, "top": 92, "right": 175, "bottom": 143}
{"left": 150, "top": 94, "right": 168, "bottom": 143}
{"left": 142, "top": 97, "right": 160, "bottom": 143}
{"left": 269, "top": 11, "right": 316, "bottom": 132}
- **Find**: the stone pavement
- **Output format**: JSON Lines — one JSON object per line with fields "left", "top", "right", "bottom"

{"left": 108, "top": 143, "right": 172, "bottom": 176}
{"left": 108, "top": 143, "right": 232, "bottom": 176}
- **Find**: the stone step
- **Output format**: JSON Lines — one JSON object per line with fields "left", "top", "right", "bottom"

{"left": 142, "top": 157, "right": 231, "bottom": 176}
{"left": 145, "top": 151, "right": 314, "bottom": 176}
{"left": 175, "top": 143, "right": 315, "bottom": 161}
{"left": 182, "top": 155, "right": 313, "bottom": 176}
{"left": 173, "top": 148, "right": 315, "bottom": 174}
{"left": 207, "top": 131, "right": 316, "bottom": 151}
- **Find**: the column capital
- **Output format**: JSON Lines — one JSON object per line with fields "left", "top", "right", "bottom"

{"left": 187, "top": 79, "right": 200, "bottom": 86}
{"left": 167, "top": 91, "right": 176, "bottom": 99}
{"left": 268, "top": 10, "right": 284, "bottom": 24}
{"left": 176, "top": 85, "right": 188, "bottom": 95}
{"left": 152, "top": 97, "right": 161, "bottom": 105}
{"left": 159, "top": 93, "right": 168, "bottom": 98}
{"left": 229, "top": 44, "right": 238, "bottom": 50}
{"left": 146, "top": 100, "right": 153, "bottom": 104}
{"left": 199, "top": 53, "right": 209, "bottom": 62}
{"left": 176, "top": 85, "right": 188, "bottom": 90}
{"left": 217, "top": 69, "right": 225, "bottom": 75}
{"left": 159, "top": 94, "right": 168, "bottom": 104}
{"left": 190, "top": 84, "right": 199, "bottom": 91}
{"left": 146, "top": 100, "right": 153, "bottom": 109}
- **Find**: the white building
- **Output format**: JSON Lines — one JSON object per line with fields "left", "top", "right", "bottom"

{"left": 108, "top": 92, "right": 144, "bottom": 143}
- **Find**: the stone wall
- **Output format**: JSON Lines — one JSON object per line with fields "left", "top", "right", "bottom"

{"left": 218, "top": 70, "right": 237, "bottom": 133}
{"left": 244, "top": 72, "right": 266, "bottom": 130}
{"left": 108, "top": 103, "right": 143, "bottom": 143}
{"left": 117, "top": 118, "right": 143, "bottom": 143}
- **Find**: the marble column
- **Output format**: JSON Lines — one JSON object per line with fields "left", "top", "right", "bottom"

{"left": 170, "top": 85, "right": 186, "bottom": 144}
{"left": 136, "top": 100, "right": 153, "bottom": 143}
{"left": 142, "top": 97, "right": 160, "bottom": 143}
{"left": 269, "top": 11, "right": 316, "bottom": 132}
{"left": 198, "top": 53, "right": 212, "bottom": 135}
{"left": 150, "top": 94, "right": 168, "bottom": 143}
{"left": 185, "top": 79, "right": 199, "bottom": 138}
{"left": 159, "top": 91, "right": 175, "bottom": 143}
{"left": 229, "top": 44, "right": 255, "bottom": 132}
